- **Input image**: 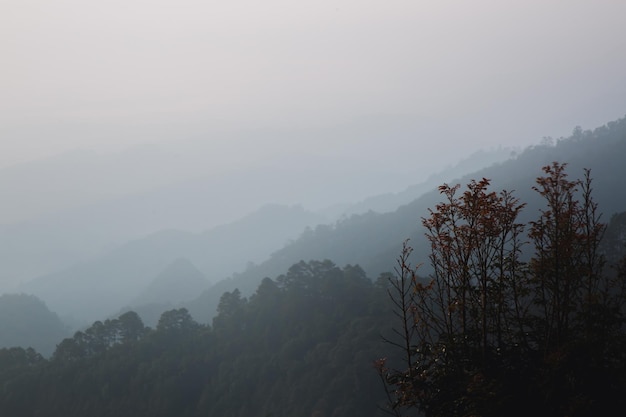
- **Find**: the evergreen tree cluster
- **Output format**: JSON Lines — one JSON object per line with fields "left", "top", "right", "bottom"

{"left": 0, "top": 262, "right": 394, "bottom": 417}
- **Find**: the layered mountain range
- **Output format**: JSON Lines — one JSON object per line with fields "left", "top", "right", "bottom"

{"left": 2, "top": 115, "right": 625, "bottom": 336}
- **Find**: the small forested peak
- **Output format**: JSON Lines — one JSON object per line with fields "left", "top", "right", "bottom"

{"left": 132, "top": 257, "right": 209, "bottom": 307}
{"left": 0, "top": 293, "right": 68, "bottom": 357}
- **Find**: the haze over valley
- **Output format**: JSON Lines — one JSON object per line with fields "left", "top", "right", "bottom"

{"left": 2, "top": 1, "right": 626, "bottom": 416}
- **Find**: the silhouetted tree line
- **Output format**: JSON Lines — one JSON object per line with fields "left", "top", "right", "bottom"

{"left": 377, "top": 162, "right": 626, "bottom": 417}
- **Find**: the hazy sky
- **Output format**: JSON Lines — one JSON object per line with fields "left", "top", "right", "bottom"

{"left": 2, "top": 0, "right": 626, "bottom": 168}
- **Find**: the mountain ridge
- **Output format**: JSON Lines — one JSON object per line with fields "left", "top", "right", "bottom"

{"left": 183, "top": 115, "right": 626, "bottom": 323}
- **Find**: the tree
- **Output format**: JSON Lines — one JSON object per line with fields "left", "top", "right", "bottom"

{"left": 116, "top": 311, "right": 146, "bottom": 343}
{"left": 528, "top": 163, "right": 606, "bottom": 350}
{"left": 212, "top": 289, "right": 247, "bottom": 339}
{"left": 378, "top": 162, "right": 626, "bottom": 417}
{"left": 157, "top": 308, "right": 198, "bottom": 333}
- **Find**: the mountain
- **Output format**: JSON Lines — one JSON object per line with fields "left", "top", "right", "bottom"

{"left": 331, "top": 146, "right": 517, "bottom": 217}
{"left": 0, "top": 158, "right": 326, "bottom": 291}
{"left": 17, "top": 204, "right": 326, "bottom": 327}
{"left": 131, "top": 257, "right": 209, "bottom": 306}
{"left": 14, "top": 144, "right": 515, "bottom": 326}
{"left": 183, "top": 115, "right": 626, "bottom": 323}
{"left": 1, "top": 114, "right": 463, "bottom": 292}
{"left": 12, "top": 115, "right": 626, "bottom": 328}
{"left": 119, "top": 258, "right": 209, "bottom": 327}
{"left": 0, "top": 293, "right": 69, "bottom": 357}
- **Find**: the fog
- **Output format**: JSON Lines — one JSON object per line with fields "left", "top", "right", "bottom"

{"left": 3, "top": 0, "right": 625, "bottom": 165}
{"left": 1, "top": 1, "right": 626, "bottom": 323}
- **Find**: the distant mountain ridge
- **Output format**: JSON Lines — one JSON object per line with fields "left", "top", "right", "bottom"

{"left": 0, "top": 293, "right": 68, "bottom": 357}
{"left": 130, "top": 257, "right": 209, "bottom": 307}
{"left": 183, "top": 115, "right": 626, "bottom": 323}
{"left": 13, "top": 114, "right": 626, "bottom": 329}
{"left": 333, "top": 146, "right": 516, "bottom": 217}
{"left": 17, "top": 204, "right": 326, "bottom": 327}
{"left": 0, "top": 120, "right": 517, "bottom": 293}
{"left": 0, "top": 147, "right": 417, "bottom": 291}
{"left": 10, "top": 146, "right": 516, "bottom": 326}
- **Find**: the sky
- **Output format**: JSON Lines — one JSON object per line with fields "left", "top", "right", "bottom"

{"left": 0, "top": 0, "right": 626, "bottom": 307}
{"left": 2, "top": 0, "right": 626, "bottom": 169}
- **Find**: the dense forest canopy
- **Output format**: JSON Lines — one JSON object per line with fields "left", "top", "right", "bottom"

{"left": 0, "top": 262, "right": 395, "bottom": 417}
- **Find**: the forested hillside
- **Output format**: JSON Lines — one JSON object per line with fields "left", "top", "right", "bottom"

{"left": 2, "top": 161, "right": 626, "bottom": 416}
{"left": 185, "top": 116, "right": 626, "bottom": 324}
{"left": 5, "top": 0, "right": 626, "bottom": 414}
{"left": 2, "top": 115, "right": 626, "bottom": 417}
{"left": 0, "top": 262, "right": 394, "bottom": 417}
{"left": 2, "top": 156, "right": 626, "bottom": 416}
{"left": 18, "top": 204, "right": 326, "bottom": 326}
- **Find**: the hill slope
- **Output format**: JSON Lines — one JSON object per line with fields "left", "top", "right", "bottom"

{"left": 18, "top": 204, "right": 326, "bottom": 326}
{"left": 185, "top": 115, "right": 626, "bottom": 323}
{"left": 0, "top": 293, "right": 68, "bottom": 357}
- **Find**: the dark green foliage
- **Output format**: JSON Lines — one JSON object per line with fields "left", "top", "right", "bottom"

{"left": 0, "top": 262, "right": 394, "bottom": 417}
